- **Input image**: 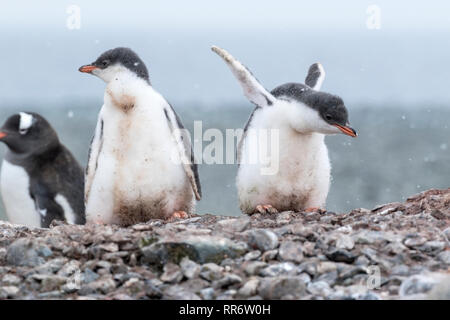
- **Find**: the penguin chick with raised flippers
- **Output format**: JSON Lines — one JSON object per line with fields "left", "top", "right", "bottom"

{"left": 79, "top": 47, "right": 201, "bottom": 226}
{"left": 211, "top": 46, "right": 356, "bottom": 215}
{"left": 0, "top": 112, "right": 85, "bottom": 227}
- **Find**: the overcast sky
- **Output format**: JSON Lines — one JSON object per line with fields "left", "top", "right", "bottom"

{"left": 1, "top": 0, "right": 450, "bottom": 31}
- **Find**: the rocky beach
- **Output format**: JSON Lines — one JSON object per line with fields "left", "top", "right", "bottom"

{"left": 0, "top": 188, "right": 448, "bottom": 300}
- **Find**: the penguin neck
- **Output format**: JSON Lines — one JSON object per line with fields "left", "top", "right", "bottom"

{"left": 104, "top": 70, "right": 150, "bottom": 112}
{"left": 5, "top": 141, "right": 62, "bottom": 165}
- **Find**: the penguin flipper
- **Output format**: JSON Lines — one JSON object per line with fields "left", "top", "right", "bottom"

{"left": 32, "top": 192, "right": 65, "bottom": 228}
{"left": 85, "top": 110, "right": 104, "bottom": 204}
{"left": 305, "top": 63, "right": 325, "bottom": 91}
{"left": 163, "top": 103, "right": 202, "bottom": 201}
{"left": 211, "top": 46, "right": 276, "bottom": 108}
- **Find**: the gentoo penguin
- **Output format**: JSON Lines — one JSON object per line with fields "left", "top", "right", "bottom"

{"left": 0, "top": 112, "right": 85, "bottom": 227}
{"left": 79, "top": 47, "right": 201, "bottom": 226}
{"left": 211, "top": 46, "right": 356, "bottom": 215}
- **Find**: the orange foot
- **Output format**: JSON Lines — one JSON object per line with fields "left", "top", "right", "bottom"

{"left": 255, "top": 204, "right": 278, "bottom": 214}
{"left": 168, "top": 211, "right": 189, "bottom": 222}
{"left": 305, "top": 207, "right": 325, "bottom": 213}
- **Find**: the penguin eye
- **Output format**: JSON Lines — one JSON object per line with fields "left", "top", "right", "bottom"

{"left": 19, "top": 128, "right": 28, "bottom": 135}
{"left": 325, "top": 114, "right": 332, "bottom": 121}
{"left": 101, "top": 60, "right": 110, "bottom": 67}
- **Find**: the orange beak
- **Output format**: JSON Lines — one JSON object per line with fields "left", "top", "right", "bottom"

{"left": 334, "top": 124, "right": 357, "bottom": 137}
{"left": 0, "top": 132, "right": 7, "bottom": 139}
{"left": 78, "top": 65, "right": 98, "bottom": 73}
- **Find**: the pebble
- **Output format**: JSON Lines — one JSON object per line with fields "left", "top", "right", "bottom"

{"left": 180, "top": 257, "right": 201, "bottom": 279}
{"left": 160, "top": 263, "right": 183, "bottom": 283}
{"left": 238, "top": 278, "right": 260, "bottom": 297}
{"left": 247, "top": 229, "right": 279, "bottom": 252}
{"left": 258, "top": 276, "right": 306, "bottom": 299}
{"left": 278, "top": 241, "right": 303, "bottom": 263}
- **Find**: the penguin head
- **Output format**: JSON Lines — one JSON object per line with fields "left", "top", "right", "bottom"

{"left": 79, "top": 47, "right": 149, "bottom": 83}
{"left": 0, "top": 113, "right": 60, "bottom": 155}
{"left": 272, "top": 83, "right": 357, "bottom": 137}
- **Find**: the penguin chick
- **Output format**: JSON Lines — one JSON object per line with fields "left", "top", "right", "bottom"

{"left": 79, "top": 47, "right": 201, "bottom": 226}
{"left": 0, "top": 112, "right": 85, "bottom": 227}
{"left": 211, "top": 46, "right": 356, "bottom": 215}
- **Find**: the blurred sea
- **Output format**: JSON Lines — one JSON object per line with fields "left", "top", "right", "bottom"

{"left": 0, "top": 104, "right": 448, "bottom": 219}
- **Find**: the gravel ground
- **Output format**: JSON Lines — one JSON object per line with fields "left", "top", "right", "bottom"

{"left": 0, "top": 188, "right": 449, "bottom": 300}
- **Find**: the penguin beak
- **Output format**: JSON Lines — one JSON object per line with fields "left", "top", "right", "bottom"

{"left": 78, "top": 65, "right": 98, "bottom": 73}
{"left": 334, "top": 124, "right": 357, "bottom": 137}
{"left": 0, "top": 132, "right": 7, "bottom": 139}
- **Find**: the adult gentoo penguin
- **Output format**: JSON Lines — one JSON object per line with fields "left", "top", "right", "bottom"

{"left": 0, "top": 112, "right": 85, "bottom": 227}
{"left": 211, "top": 46, "right": 356, "bottom": 215}
{"left": 79, "top": 47, "right": 201, "bottom": 226}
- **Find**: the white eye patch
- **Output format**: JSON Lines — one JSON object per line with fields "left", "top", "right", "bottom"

{"left": 19, "top": 112, "right": 34, "bottom": 134}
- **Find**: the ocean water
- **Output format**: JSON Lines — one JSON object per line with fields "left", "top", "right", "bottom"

{"left": 0, "top": 103, "right": 448, "bottom": 220}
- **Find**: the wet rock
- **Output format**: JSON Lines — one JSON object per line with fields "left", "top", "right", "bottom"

{"left": 247, "top": 229, "right": 279, "bottom": 252}
{"left": 278, "top": 241, "right": 303, "bottom": 263}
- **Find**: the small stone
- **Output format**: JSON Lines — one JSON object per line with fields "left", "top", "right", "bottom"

{"left": 317, "top": 261, "right": 337, "bottom": 274}
{"left": 247, "top": 229, "right": 279, "bottom": 252}
{"left": 437, "top": 251, "right": 450, "bottom": 264}
{"left": 238, "top": 278, "right": 259, "bottom": 297}
{"left": 123, "top": 278, "right": 145, "bottom": 294}
{"left": 244, "top": 250, "right": 261, "bottom": 261}
{"left": 58, "top": 260, "right": 81, "bottom": 277}
{"left": 216, "top": 217, "right": 251, "bottom": 232}
{"left": 0, "top": 286, "right": 20, "bottom": 299}
{"left": 417, "top": 241, "right": 445, "bottom": 253}
{"left": 1, "top": 274, "right": 21, "bottom": 286}
{"left": 326, "top": 249, "right": 356, "bottom": 263}
{"left": 144, "top": 280, "right": 163, "bottom": 298}
{"left": 259, "top": 262, "right": 297, "bottom": 277}
{"left": 199, "top": 263, "right": 224, "bottom": 281}
{"left": 79, "top": 276, "right": 116, "bottom": 295}
{"left": 164, "top": 285, "right": 201, "bottom": 300}
{"left": 61, "top": 282, "right": 80, "bottom": 293}
{"left": 213, "top": 274, "right": 242, "bottom": 288}
{"left": 261, "top": 250, "right": 278, "bottom": 262}
{"left": 258, "top": 276, "right": 306, "bottom": 299}
{"left": 160, "top": 263, "right": 183, "bottom": 283}
{"left": 180, "top": 257, "right": 201, "bottom": 279}
{"left": 278, "top": 241, "right": 303, "bottom": 263}
{"left": 200, "top": 287, "right": 215, "bottom": 300}
{"left": 41, "top": 275, "right": 67, "bottom": 292}
{"left": 243, "top": 261, "right": 267, "bottom": 276}
{"left": 404, "top": 236, "right": 427, "bottom": 248}
{"left": 335, "top": 234, "right": 355, "bottom": 250}
{"left": 6, "top": 238, "right": 50, "bottom": 267}
{"left": 399, "top": 274, "right": 442, "bottom": 297}
{"left": 307, "top": 281, "right": 332, "bottom": 297}
{"left": 82, "top": 268, "right": 100, "bottom": 284}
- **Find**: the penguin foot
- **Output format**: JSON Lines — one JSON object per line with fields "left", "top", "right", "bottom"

{"left": 255, "top": 204, "right": 278, "bottom": 214}
{"left": 304, "top": 207, "right": 325, "bottom": 213}
{"left": 168, "top": 211, "right": 189, "bottom": 222}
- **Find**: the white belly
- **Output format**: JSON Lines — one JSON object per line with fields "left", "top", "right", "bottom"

{"left": 237, "top": 129, "right": 330, "bottom": 214}
{"left": 1, "top": 160, "right": 41, "bottom": 227}
{"left": 86, "top": 98, "right": 193, "bottom": 225}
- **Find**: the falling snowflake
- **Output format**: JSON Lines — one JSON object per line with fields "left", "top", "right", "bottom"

{"left": 67, "top": 111, "right": 74, "bottom": 118}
